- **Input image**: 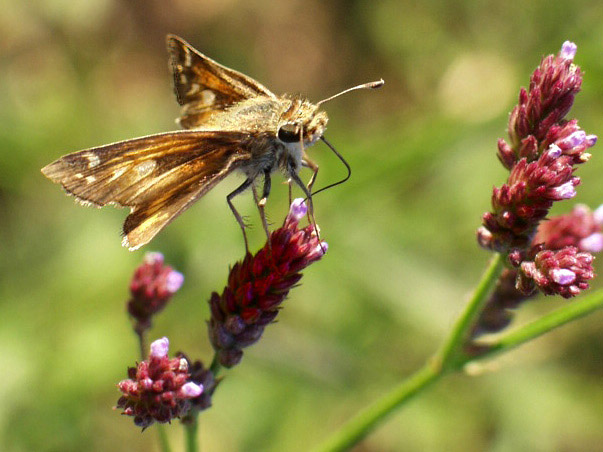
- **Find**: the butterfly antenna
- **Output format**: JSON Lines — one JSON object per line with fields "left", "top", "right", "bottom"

{"left": 310, "top": 137, "right": 351, "bottom": 197}
{"left": 316, "top": 79, "right": 384, "bottom": 107}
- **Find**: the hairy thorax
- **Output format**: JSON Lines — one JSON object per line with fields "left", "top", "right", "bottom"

{"left": 194, "top": 95, "right": 328, "bottom": 177}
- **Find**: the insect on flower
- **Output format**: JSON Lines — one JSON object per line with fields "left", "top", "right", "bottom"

{"left": 42, "top": 34, "right": 383, "bottom": 250}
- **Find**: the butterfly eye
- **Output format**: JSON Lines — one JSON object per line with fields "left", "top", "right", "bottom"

{"left": 278, "top": 124, "right": 302, "bottom": 143}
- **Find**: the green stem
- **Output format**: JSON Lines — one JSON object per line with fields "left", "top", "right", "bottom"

{"left": 156, "top": 424, "right": 172, "bottom": 452}
{"left": 435, "top": 253, "right": 504, "bottom": 370}
{"left": 312, "top": 253, "right": 504, "bottom": 452}
{"left": 182, "top": 354, "right": 221, "bottom": 452}
{"left": 479, "top": 287, "right": 603, "bottom": 359}
{"left": 185, "top": 415, "right": 199, "bottom": 452}
{"left": 209, "top": 353, "right": 222, "bottom": 377}
{"left": 311, "top": 361, "right": 441, "bottom": 452}
{"left": 310, "top": 253, "right": 603, "bottom": 451}
{"left": 136, "top": 328, "right": 147, "bottom": 361}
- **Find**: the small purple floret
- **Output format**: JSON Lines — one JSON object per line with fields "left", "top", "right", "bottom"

{"left": 179, "top": 382, "right": 203, "bottom": 398}
{"left": 551, "top": 268, "right": 576, "bottom": 285}
{"left": 150, "top": 337, "right": 169, "bottom": 358}
{"left": 547, "top": 144, "right": 562, "bottom": 159}
{"left": 579, "top": 233, "right": 603, "bottom": 253}
{"left": 564, "top": 130, "right": 586, "bottom": 148}
{"left": 290, "top": 198, "right": 308, "bottom": 220}
{"left": 166, "top": 271, "right": 184, "bottom": 293}
{"left": 593, "top": 204, "right": 603, "bottom": 225}
{"left": 553, "top": 181, "right": 577, "bottom": 199}
{"left": 140, "top": 377, "right": 153, "bottom": 390}
{"left": 585, "top": 134, "right": 598, "bottom": 147}
{"left": 312, "top": 241, "right": 328, "bottom": 258}
{"left": 560, "top": 41, "right": 577, "bottom": 60}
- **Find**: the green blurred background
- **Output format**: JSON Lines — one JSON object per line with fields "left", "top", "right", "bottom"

{"left": 2, "top": 1, "right": 603, "bottom": 451}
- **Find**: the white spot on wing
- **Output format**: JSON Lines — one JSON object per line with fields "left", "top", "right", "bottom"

{"left": 186, "top": 83, "right": 201, "bottom": 97}
{"left": 85, "top": 175, "right": 96, "bottom": 183}
{"left": 83, "top": 152, "right": 100, "bottom": 168}
{"left": 200, "top": 89, "right": 216, "bottom": 106}
{"left": 109, "top": 167, "right": 127, "bottom": 182}
{"left": 134, "top": 160, "right": 156, "bottom": 178}
{"left": 183, "top": 48, "right": 192, "bottom": 67}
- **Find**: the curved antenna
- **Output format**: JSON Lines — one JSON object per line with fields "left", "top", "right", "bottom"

{"left": 316, "top": 79, "right": 384, "bottom": 107}
{"left": 310, "top": 136, "right": 352, "bottom": 197}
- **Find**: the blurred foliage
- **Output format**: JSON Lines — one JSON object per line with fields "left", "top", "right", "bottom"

{"left": 1, "top": 0, "right": 603, "bottom": 451}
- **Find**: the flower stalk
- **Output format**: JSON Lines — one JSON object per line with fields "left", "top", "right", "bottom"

{"left": 313, "top": 40, "right": 600, "bottom": 452}
{"left": 313, "top": 266, "right": 603, "bottom": 452}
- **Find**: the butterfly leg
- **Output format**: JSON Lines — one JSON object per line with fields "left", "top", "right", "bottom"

{"left": 302, "top": 155, "right": 319, "bottom": 194}
{"left": 227, "top": 177, "right": 253, "bottom": 253}
{"left": 251, "top": 170, "right": 272, "bottom": 242}
{"left": 258, "top": 169, "right": 272, "bottom": 240}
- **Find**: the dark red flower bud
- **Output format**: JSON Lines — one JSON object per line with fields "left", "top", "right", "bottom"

{"left": 127, "top": 253, "right": 184, "bottom": 333}
{"left": 208, "top": 199, "right": 327, "bottom": 368}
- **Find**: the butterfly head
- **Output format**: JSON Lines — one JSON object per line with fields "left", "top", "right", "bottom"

{"left": 277, "top": 97, "right": 328, "bottom": 147}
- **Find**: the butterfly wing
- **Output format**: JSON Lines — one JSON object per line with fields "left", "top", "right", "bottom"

{"left": 42, "top": 130, "right": 253, "bottom": 250}
{"left": 167, "top": 34, "right": 277, "bottom": 129}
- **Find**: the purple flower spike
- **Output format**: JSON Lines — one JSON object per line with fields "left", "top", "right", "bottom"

{"left": 472, "top": 42, "right": 598, "bottom": 340}
{"left": 208, "top": 199, "right": 327, "bottom": 368}
{"left": 478, "top": 42, "right": 593, "bottom": 253}
{"left": 150, "top": 337, "right": 169, "bottom": 358}
{"left": 560, "top": 41, "right": 577, "bottom": 60}
{"left": 290, "top": 198, "right": 308, "bottom": 220}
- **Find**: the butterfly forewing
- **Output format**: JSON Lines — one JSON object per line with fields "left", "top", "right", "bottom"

{"left": 167, "top": 34, "right": 276, "bottom": 128}
{"left": 42, "top": 130, "right": 253, "bottom": 249}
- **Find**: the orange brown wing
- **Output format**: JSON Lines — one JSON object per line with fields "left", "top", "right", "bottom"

{"left": 167, "top": 34, "right": 276, "bottom": 129}
{"left": 42, "top": 130, "right": 253, "bottom": 250}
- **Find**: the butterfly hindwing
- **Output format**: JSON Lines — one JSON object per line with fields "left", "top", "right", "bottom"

{"left": 42, "top": 130, "right": 253, "bottom": 249}
{"left": 166, "top": 34, "right": 276, "bottom": 128}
